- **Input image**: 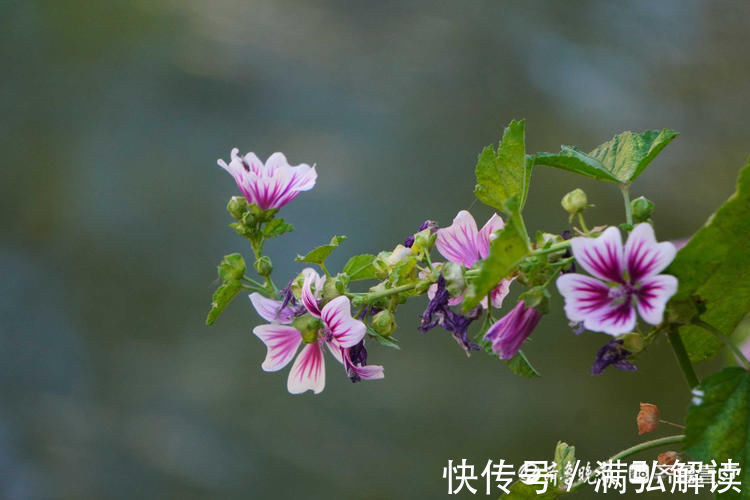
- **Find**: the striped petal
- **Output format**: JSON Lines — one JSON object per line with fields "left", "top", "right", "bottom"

{"left": 557, "top": 273, "right": 635, "bottom": 335}
{"left": 636, "top": 274, "right": 678, "bottom": 325}
{"left": 570, "top": 226, "right": 625, "bottom": 284}
{"left": 249, "top": 293, "right": 294, "bottom": 324}
{"left": 477, "top": 213, "right": 505, "bottom": 259}
{"left": 301, "top": 270, "right": 322, "bottom": 317}
{"left": 252, "top": 324, "right": 302, "bottom": 372}
{"left": 287, "top": 343, "right": 325, "bottom": 394}
{"left": 435, "top": 210, "right": 480, "bottom": 267}
{"left": 321, "top": 296, "right": 366, "bottom": 348}
{"left": 625, "top": 223, "right": 677, "bottom": 283}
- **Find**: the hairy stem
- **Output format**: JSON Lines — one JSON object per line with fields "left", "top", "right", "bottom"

{"left": 361, "top": 282, "right": 419, "bottom": 303}
{"left": 620, "top": 184, "right": 633, "bottom": 226}
{"left": 667, "top": 328, "right": 700, "bottom": 388}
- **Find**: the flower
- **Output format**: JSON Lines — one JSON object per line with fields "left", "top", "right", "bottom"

{"left": 419, "top": 275, "right": 482, "bottom": 353}
{"left": 251, "top": 269, "right": 383, "bottom": 394}
{"left": 556, "top": 224, "right": 678, "bottom": 336}
{"left": 433, "top": 210, "right": 512, "bottom": 309}
{"left": 591, "top": 339, "right": 637, "bottom": 375}
{"left": 218, "top": 149, "right": 317, "bottom": 210}
{"left": 483, "top": 301, "right": 541, "bottom": 360}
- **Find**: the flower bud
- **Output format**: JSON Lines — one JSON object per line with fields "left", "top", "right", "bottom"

{"left": 620, "top": 332, "right": 645, "bottom": 353}
{"left": 322, "top": 277, "right": 342, "bottom": 302}
{"left": 415, "top": 280, "right": 432, "bottom": 295}
{"left": 371, "top": 310, "right": 397, "bottom": 337}
{"left": 561, "top": 188, "right": 588, "bottom": 216}
{"left": 253, "top": 256, "right": 273, "bottom": 277}
{"left": 442, "top": 262, "right": 465, "bottom": 298}
{"left": 292, "top": 314, "right": 323, "bottom": 344}
{"left": 226, "top": 196, "right": 250, "bottom": 220}
{"left": 631, "top": 196, "right": 655, "bottom": 223}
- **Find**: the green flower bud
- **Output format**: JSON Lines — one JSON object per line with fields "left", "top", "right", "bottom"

{"left": 413, "top": 229, "right": 437, "bottom": 252}
{"left": 292, "top": 314, "right": 323, "bottom": 344}
{"left": 619, "top": 332, "right": 645, "bottom": 353}
{"left": 561, "top": 188, "right": 588, "bottom": 216}
{"left": 253, "top": 256, "right": 273, "bottom": 277}
{"left": 373, "top": 251, "right": 391, "bottom": 279}
{"left": 442, "top": 262, "right": 465, "bottom": 298}
{"left": 227, "top": 196, "right": 250, "bottom": 220}
{"left": 518, "top": 286, "right": 550, "bottom": 314}
{"left": 372, "top": 310, "right": 397, "bottom": 337}
{"left": 322, "top": 277, "right": 342, "bottom": 301}
{"left": 631, "top": 196, "right": 655, "bottom": 223}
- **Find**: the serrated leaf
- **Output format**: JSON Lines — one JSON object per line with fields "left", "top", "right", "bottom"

{"left": 217, "top": 253, "right": 246, "bottom": 282}
{"left": 343, "top": 254, "right": 377, "bottom": 281}
{"left": 205, "top": 279, "right": 242, "bottom": 325}
{"left": 262, "top": 218, "right": 294, "bottom": 238}
{"left": 296, "top": 235, "right": 347, "bottom": 265}
{"left": 474, "top": 119, "right": 532, "bottom": 212}
{"left": 463, "top": 209, "right": 529, "bottom": 311}
{"left": 667, "top": 161, "right": 750, "bottom": 361}
{"left": 505, "top": 350, "right": 540, "bottom": 378}
{"left": 533, "top": 129, "right": 678, "bottom": 184}
{"left": 684, "top": 367, "right": 750, "bottom": 499}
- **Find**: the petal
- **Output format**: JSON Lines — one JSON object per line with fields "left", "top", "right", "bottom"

{"left": 435, "top": 210, "right": 480, "bottom": 267}
{"left": 287, "top": 343, "right": 325, "bottom": 394}
{"left": 588, "top": 300, "right": 637, "bottom": 336}
{"left": 636, "top": 275, "right": 678, "bottom": 325}
{"left": 351, "top": 364, "right": 385, "bottom": 380}
{"left": 218, "top": 148, "right": 257, "bottom": 203}
{"left": 625, "top": 223, "right": 677, "bottom": 283}
{"left": 321, "top": 296, "right": 366, "bottom": 348}
{"left": 477, "top": 213, "right": 505, "bottom": 259}
{"left": 557, "top": 273, "right": 636, "bottom": 335}
{"left": 489, "top": 278, "right": 513, "bottom": 309}
{"left": 570, "top": 226, "right": 625, "bottom": 283}
{"left": 301, "top": 271, "right": 322, "bottom": 317}
{"left": 249, "top": 293, "right": 294, "bottom": 324}
{"left": 326, "top": 339, "right": 344, "bottom": 365}
{"left": 244, "top": 153, "right": 317, "bottom": 209}
{"left": 252, "top": 324, "right": 302, "bottom": 372}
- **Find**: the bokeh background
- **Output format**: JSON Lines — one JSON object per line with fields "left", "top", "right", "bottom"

{"left": 2, "top": 1, "right": 749, "bottom": 498}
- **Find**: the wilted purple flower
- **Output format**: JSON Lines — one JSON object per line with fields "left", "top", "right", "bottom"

{"left": 218, "top": 149, "right": 317, "bottom": 210}
{"left": 591, "top": 339, "right": 637, "bottom": 375}
{"left": 419, "top": 275, "right": 481, "bottom": 353}
{"left": 340, "top": 340, "right": 384, "bottom": 383}
{"left": 556, "top": 224, "right": 678, "bottom": 336}
{"left": 483, "top": 301, "right": 541, "bottom": 360}
{"left": 404, "top": 220, "right": 438, "bottom": 248}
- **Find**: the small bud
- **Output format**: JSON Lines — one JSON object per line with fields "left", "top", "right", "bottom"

{"left": 292, "top": 315, "right": 322, "bottom": 344}
{"left": 620, "top": 332, "right": 645, "bottom": 353}
{"left": 637, "top": 402, "right": 660, "bottom": 435}
{"left": 518, "top": 286, "right": 550, "bottom": 314}
{"left": 253, "top": 256, "right": 273, "bottom": 277}
{"left": 631, "top": 196, "right": 655, "bottom": 223}
{"left": 561, "top": 188, "right": 588, "bottom": 216}
{"left": 373, "top": 251, "right": 391, "bottom": 279}
{"left": 322, "top": 277, "right": 342, "bottom": 301}
{"left": 226, "top": 196, "right": 250, "bottom": 219}
{"left": 372, "top": 310, "right": 397, "bottom": 337}
{"left": 442, "top": 262, "right": 465, "bottom": 297}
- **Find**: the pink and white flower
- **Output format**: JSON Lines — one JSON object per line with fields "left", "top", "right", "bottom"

{"left": 556, "top": 224, "right": 678, "bottom": 336}
{"left": 218, "top": 149, "right": 317, "bottom": 210}
{"left": 251, "top": 269, "right": 382, "bottom": 394}
{"left": 433, "top": 210, "right": 512, "bottom": 309}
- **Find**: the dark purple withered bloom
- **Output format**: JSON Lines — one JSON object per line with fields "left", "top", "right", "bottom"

{"left": 341, "top": 340, "right": 383, "bottom": 383}
{"left": 483, "top": 301, "right": 541, "bottom": 360}
{"left": 591, "top": 339, "right": 637, "bottom": 375}
{"left": 404, "top": 220, "right": 438, "bottom": 248}
{"left": 419, "top": 275, "right": 481, "bottom": 353}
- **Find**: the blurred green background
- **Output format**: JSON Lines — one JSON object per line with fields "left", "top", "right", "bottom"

{"left": 2, "top": 1, "right": 749, "bottom": 498}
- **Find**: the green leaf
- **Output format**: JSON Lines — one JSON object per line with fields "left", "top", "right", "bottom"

{"left": 205, "top": 279, "right": 242, "bottom": 325}
{"left": 474, "top": 119, "right": 533, "bottom": 212}
{"left": 667, "top": 161, "right": 750, "bottom": 361}
{"left": 462, "top": 209, "right": 529, "bottom": 311}
{"left": 342, "top": 254, "right": 377, "bottom": 281}
{"left": 262, "top": 218, "right": 294, "bottom": 238}
{"left": 367, "top": 328, "right": 400, "bottom": 350}
{"left": 502, "top": 481, "right": 562, "bottom": 499}
{"left": 295, "top": 235, "right": 347, "bottom": 265}
{"left": 505, "top": 350, "right": 540, "bottom": 378}
{"left": 533, "top": 129, "right": 678, "bottom": 184}
{"left": 217, "top": 253, "right": 246, "bottom": 281}
{"left": 684, "top": 367, "right": 750, "bottom": 499}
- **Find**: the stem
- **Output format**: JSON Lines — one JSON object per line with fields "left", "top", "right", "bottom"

{"left": 363, "top": 282, "right": 418, "bottom": 302}
{"left": 620, "top": 184, "right": 633, "bottom": 226}
{"left": 532, "top": 241, "right": 571, "bottom": 256}
{"left": 659, "top": 419, "right": 686, "bottom": 430}
{"left": 577, "top": 212, "right": 589, "bottom": 233}
{"left": 692, "top": 319, "right": 750, "bottom": 370}
{"left": 667, "top": 328, "right": 700, "bottom": 388}
{"left": 567, "top": 435, "right": 685, "bottom": 492}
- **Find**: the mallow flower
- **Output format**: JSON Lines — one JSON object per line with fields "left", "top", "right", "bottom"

{"left": 483, "top": 301, "right": 541, "bottom": 360}
{"left": 251, "top": 269, "right": 383, "bottom": 394}
{"left": 218, "top": 149, "right": 317, "bottom": 210}
{"left": 556, "top": 224, "right": 678, "bottom": 336}
{"left": 433, "top": 210, "right": 512, "bottom": 309}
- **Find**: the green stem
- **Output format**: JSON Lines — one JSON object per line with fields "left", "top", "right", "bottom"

{"left": 532, "top": 241, "right": 571, "bottom": 255}
{"left": 363, "top": 282, "right": 418, "bottom": 302}
{"left": 577, "top": 212, "right": 589, "bottom": 233}
{"left": 620, "top": 184, "right": 633, "bottom": 226}
{"left": 692, "top": 319, "right": 750, "bottom": 370}
{"left": 568, "top": 435, "right": 685, "bottom": 492}
{"left": 667, "top": 328, "right": 700, "bottom": 388}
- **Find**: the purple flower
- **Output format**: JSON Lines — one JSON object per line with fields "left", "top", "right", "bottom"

{"left": 483, "top": 301, "right": 541, "bottom": 360}
{"left": 342, "top": 340, "right": 384, "bottom": 383}
{"left": 433, "top": 210, "right": 512, "bottom": 309}
{"left": 591, "top": 339, "right": 637, "bottom": 375}
{"left": 218, "top": 149, "right": 317, "bottom": 210}
{"left": 419, "top": 275, "right": 481, "bottom": 353}
{"left": 556, "top": 224, "right": 678, "bottom": 336}
{"left": 251, "top": 269, "right": 383, "bottom": 394}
